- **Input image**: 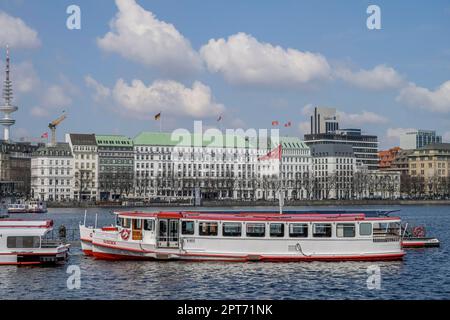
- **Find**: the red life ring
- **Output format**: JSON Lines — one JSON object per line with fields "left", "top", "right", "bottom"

{"left": 412, "top": 226, "right": 426, "bottom": 238}
{"left": 120, "top": 229, "right": 131, "bottom": 241}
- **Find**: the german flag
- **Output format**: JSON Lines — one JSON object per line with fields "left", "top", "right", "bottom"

{"left": 154, "top": 112, "right": 161, "bottom": 121}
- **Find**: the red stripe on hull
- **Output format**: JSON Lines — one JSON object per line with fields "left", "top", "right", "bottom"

{"left": 92, "top": 251, "right": 153, "bottom": 261}
{"left": 82, "top": 250, "right": 94, "bottom": 256}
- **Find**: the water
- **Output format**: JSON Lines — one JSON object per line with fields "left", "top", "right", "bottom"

{"left": 0, "top": 205, "right": 449, "bottom": 300}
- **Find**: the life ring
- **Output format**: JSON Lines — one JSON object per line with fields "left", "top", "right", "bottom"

{"left": 120, "top": 229, "right": 131, "bottom": 241}
{"left": 412, "top": 226, "right": 426, "bottom": 238}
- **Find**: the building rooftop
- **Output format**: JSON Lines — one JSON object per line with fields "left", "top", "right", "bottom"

{"left": 96, "top": 135, "right": 133, "bottom": 147}
{"left": 133, "top": 132, "right": 259, "bottom": 148}
{"left": 33, "top": 143, "right": 72, "bottom": 157}
{"left": 69, "top": 134, "right": 97, "bottom": 146}
{"left": 420, "top": 143, "right": 450, "bottom": 151}
{"left": 277, "top": 136, "right": 309, "bottom": 149}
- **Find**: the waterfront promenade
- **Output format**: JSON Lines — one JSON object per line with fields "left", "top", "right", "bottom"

{"left": 46, "top": 199, "right": 450, "bottom": 209}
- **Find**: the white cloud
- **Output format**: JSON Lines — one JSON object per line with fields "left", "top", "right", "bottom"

{"left": 41, "top": 85, "right": 73, "bottom": 108}
{"left": 301, "top": 104, "right": 314, "bottom": 116}
{"left": 386, "top": 127, "right": 416, "bottom": 139}
{"left": 85, "top": 75, "right": 111, "bottom": 102}
{"left": 396, "top": 81, "right": 450, "bottom": 113}
{"left": 338, "top": 110, "right": 388, "bottom": 126}
{"left": 200, "top": 32, "right": 331, "bottom": 87}
{"left": 298, "top": 121, "right": 310, "bottom": 135}
{"left": 97, "top": 0, "right": 201, "bottom": 74}
{"left": 0, "top": 11, "right": 40, "bottom": 48}
{"left": 30, "top": 106, "right": 49, "bottom": 117}
{"left": 335, "top": 65, "right": 404, "bottom": 90}
{"left": 111, "top": 78, "right": 225, "bottom": 118}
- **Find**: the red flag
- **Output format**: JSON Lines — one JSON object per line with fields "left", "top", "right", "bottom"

{"left": 258, "top": 145, "right": 282, "bottom": 161}
{"left": 41, "top": 132, "right": 48, "bottom": 139}
{"left": 284, "top": 122, "right": 292, "bottom": 128}
{"left": 272, "top": 121, "right": 279, "bottom": 126}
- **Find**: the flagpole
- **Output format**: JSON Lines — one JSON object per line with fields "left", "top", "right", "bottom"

{"left": 279, "top": 144, "right": 283, "bottom": 215}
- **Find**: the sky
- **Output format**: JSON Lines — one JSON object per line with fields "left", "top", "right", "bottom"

{"left": 0, "top": 0, "right": 449, "bottom": 149}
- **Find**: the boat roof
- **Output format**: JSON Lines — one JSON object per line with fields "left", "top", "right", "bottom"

{"left": 0, "top": 219, "right": 53, "bottom": 228}
{"left": 115, "top": 211, "right": 400, "bottom": 222}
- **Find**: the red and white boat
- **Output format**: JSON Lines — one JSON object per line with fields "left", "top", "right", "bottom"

{"left": 80, "top": 211, "right": 405, "bottom": 262}
{"left": 0, "top": 219, "right": 70, "bottom": 266}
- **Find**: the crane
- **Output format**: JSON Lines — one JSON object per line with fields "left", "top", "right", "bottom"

{"left": 48, "top": 113, "right": 67, "bottom": 146}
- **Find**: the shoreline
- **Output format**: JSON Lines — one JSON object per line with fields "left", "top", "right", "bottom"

{"left": 47, "top": 199, "right": 450, "bottom": 209}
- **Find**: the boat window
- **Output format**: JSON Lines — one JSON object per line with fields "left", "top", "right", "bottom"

{"left": 359, "top": 223, "right": 372, "bottom": 236}
{"left": 7, "top": 236, "right": 40, "bottom": 249}
{"left": 122, "top": 218, "right": 131, "bottom": 229}
{"left": 373, "top": 222, "right": 401, "bottom": 236}
{"left": 312, "top": 223, "right": 332, "bottom": 238}
{"left": 182, "top": 221, "right": 195, "bottom": 235}
{"left": 336, "top": 223, "right": 356, "bottom": 238}
{"left": 133, "top": 219, "right": 142, "bottom": 230}
{"left": 199, "top": 222, "right": 218, "bottom": 236}
{"left": 289, "top": 223, "right": 308, "bottom": 238}
{"left": 222, "top": 223, "right": 242, "bottom": 237}
{"left": 246, "top": 223, "right": 266, "bottom": 237}
{"left": 116, "top": 216, "right": 122, "bottom": 226}
{"left": 144, "top": 219, "right": 155, "bottom": 231}
{"left": 270, "top": 223, "right": 284, "bottom": 237}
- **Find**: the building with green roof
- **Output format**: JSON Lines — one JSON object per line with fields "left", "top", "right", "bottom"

{"left": 96, "top": 135, "right": 134, "bottom": 201}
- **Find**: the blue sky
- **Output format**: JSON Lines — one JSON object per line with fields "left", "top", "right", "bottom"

{"left": 0, "top": 0, "right": 449, "bottom": 148}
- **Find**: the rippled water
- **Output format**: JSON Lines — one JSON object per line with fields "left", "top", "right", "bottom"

{"left": 0, "top": 205, "right": 449, "bottom": 300}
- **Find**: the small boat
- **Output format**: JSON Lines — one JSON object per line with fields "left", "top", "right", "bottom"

{"left": 7, "top": 201, "right": 47, "bottom": 214}
{"left": 80, "top": 211, "right": 405, "bottom": 262}
{"left": 401, "top": 225, "right": 440, "bottom": 248}
{"left": 0, "top": 219, "right": 70, "bottom": 266}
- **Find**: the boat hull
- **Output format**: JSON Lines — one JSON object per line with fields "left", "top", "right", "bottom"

{"left": 402, "top": 238, "right": 440, "bottom": 248}
{"left": 0, "top": 250, "right": 69, "bottom": 266}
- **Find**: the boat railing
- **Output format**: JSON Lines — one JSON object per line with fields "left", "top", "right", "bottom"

{"left": 43, "top": 228, "right": 79, "bottom": 244}
{"left": 373, "top": 228, "right": 401, "bottom": 242}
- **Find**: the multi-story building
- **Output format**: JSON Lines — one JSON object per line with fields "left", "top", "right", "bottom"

{"left": 354, "top": 163, "right": 401, "bottom": 199}
{"left": 311, "top": 144, "right": 356, "bottom": 200}
{"left": 66, "top": 134, "right": 99, "bottom": 201}
{"left": 309, "top": 106, "right": 339, "bottom": 134}
{"left": 31, "top": 143, "right": 74, "bottom": 201}
{"left": 96, "top": 135, "right": 134, "bottom": 201}
{"left": 379, "top": 147, "right": 401, "bottom": 170}
{"left": 408, "top": 143, "right": 450, "bottom": 195}
{"left": 400, "top": 130, "right": 442, "bottom": 150}
{"left": 0, "top": 141, "right": 39, "bottom": 198}
{"left": 133, "top": 132, "right": 262, "bottom": 201}
{"left": 305, "top": 128, "right": 379, "bottom": 170}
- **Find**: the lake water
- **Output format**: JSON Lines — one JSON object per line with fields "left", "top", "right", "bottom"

{"left": 0, "top": 205, "right": 449, "bottom": 300}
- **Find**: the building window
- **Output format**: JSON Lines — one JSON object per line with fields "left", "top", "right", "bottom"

{"left": 222, "top": 223, "right": 242, "bottom": 237}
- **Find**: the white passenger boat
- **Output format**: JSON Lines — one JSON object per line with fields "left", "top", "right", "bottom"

{"left": 0, "top": 219, "right": 70, "bottom": 266}
{"left": 7, "top": 201, "right": 47, "bottom": 214}
{"left": 80, "top": 211, "right": 405, "bottom": 262}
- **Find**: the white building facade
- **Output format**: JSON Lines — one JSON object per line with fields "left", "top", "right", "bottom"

{"left": 311, "top": 144, "right": 356, "bottom": 200}
{"left": 31, "top": 143, "right": 74, "bottom": 201}
{"left": 66, "top": 134, "right": 99, "bottom": 201}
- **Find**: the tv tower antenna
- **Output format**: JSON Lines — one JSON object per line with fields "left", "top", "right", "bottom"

{"left": 0, "top": 45, "right": 18, "bottom": 141}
